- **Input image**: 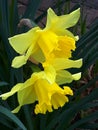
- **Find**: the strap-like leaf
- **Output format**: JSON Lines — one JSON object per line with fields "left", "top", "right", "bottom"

{"left": 0, "top": 105, "right": 27, "bottom": 130}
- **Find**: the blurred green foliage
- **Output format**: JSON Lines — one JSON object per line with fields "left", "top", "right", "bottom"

{"left": 0, "top": 0, "right": 98, "bottom": 130}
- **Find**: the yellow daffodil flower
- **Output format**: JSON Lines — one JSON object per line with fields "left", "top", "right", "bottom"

{"left": 0, "top": 66, "right": 73, "bottom": 114}
{"left": 9, "top": 8, "right": 80, "bottom": 68}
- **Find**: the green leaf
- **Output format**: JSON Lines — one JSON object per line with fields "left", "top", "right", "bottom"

{"left": 23, "top": 0, "right": 41, "bottom": 20}
{"left": 0, "top": 82, "right": 8, "bottom": 87}
{"left": 79, "top": 123, "right": 98, "bottom": 129}
{"left": 0, "top": 114, "right": 14, "bottom": 129}
{"left": 23, "top": 106, "right": 34, "bottom": 130}
{"left": 68, "top": 111, "right": 98, "bottom": 130}
{"left": 9, "top": 0, "right": 19, "bottom": 35}
{"left": 0, "top": 105, "right": 27, "bottom": 130}
{"left": 74, "top": 75, "right": 98, "bottom": 97}
{"left": 46, "top": 88, "right": 98, "bottom": 130}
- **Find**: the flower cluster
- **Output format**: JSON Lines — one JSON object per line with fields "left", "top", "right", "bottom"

{"left": 0, "top": 8, "right": 82, "bottom": 114}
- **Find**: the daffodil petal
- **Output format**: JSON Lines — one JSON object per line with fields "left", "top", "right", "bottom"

{"left": 35, "top": 103, "right": 52, "bottom": 114}
{"left": 0, "top": 83, "right": 23, "bottom": 100}
{"left": 72, "top": 72, "right": 81, "bottom": 80}
{"left": 54, "top": 29, "right": 76, "bottom": 39}
{"left": 43, "top": 58, "right": 82, "bottom": 70}
{"left": 44, "top": 65, "right": 56, "bottom": 84}
{"left": 18, "top": 85, "right": 37, "bottom": 106}
{"left": 51, "top": 93, "right": 68, "bottom": 109}
{"left": 32, "top": 48, "right": 45, "bottom": 63}
{"left": 12, "top": 44, "right": 36, "bottom": 68}
{"left": 46, "top": 8, "right": 80, "bottom": 31}
{"left": 9, "top": 33, "right": 31, "bottom": 54}
{"left": 37, "top": 30, "right": 58, "bottom": 58}
{"left": 34, "top": 79, "right": 51, "bottom": 104}
{"left": 53, "top": 35, "right": 76, "bottom": 59}
{"left": 12, "top": 55, "right": 27, "bottom": 68}
{"left": 46, "top": 8, "right": 57, "bottom": 29}
{"left": 63, "top": 86, "right": 73, "bottom": 95}
{"left": 56, "top": 70, "right": 81, "bottom": 85}
{"left": 9, "top": 27, "right": 39, "bottom": 54}
{"left": 0, "top": 72, "right": 42, "bottom": 100}
{"left": 56, "top": 70, "right": 73, "bottom": 85}
{"left": 12, "top": 106, "right": 21, "bottom": 113}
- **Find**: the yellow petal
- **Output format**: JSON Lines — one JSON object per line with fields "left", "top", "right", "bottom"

{"left": 12, "top": 55, "right": 27, "bottom": 68}
{"left": 63, "top": 86, "right": 73, "bottom": 96}
{"left": 44, "top": 65, "right": 56, "bottom": 84}
{"left": 50, "top": 83, "right": 71, "bottom": 109}
{"left": 17, "top": 85, "right": 37, "bottom": 106}
{"left": 56, "top": 70, "right": 73, "bottom": 85}
{"left": 72, "top": 72, "right": 81, "bottom": 80}
{"left": 31, "top": 48, "right": 45, "bottom": 63}
{"left": 12, "top": 106, "right": 21, "bottom": 113}
{"left": 0, "top": 83, "right": 23, "bottom": 100}
{"left": 43, "top": 58, "right": 82, "bottom": 70}
{"left": 0, "top": 71, "right": 41, "bottom": 100}
{"left": 37, "top": 30, "right": 58, "bottom": 58}
{"left": 54, "top": 29, "right": 76, "bottom": 40}
{"left": 35, "top": 103, "right": 52, "bottom": 114}
{"left": 53, "top": 35, "right": 76, "bottom": 59}
{"left": 34, "top": 79, "right": 51, "bottom": 105}
{"left": 46, "top": 8, "right": 80, "bottom": 31}
{"left": 9, "top": 27, "right": 39, "bottom": 54}
{"left": 12, "top": 43, "right": 36, "bottom": 68}
{"left": 51, "top": 93, "right": 68, "bottom": 109}
{"left": 50, "top": 83, "right": 65, "bottom": 95}
{"left": 45, "top": 8, "right": 57, "bottom": 30}
{"left": 56, "top": 70, "right": 81, "bottom": 85}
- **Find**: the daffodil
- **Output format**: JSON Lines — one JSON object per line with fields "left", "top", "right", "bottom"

{"left": 9, "top": 8, "right": 80, "bottom": 68}
{"left": 0, "top": 66, "right": 73, "bottom": 114}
